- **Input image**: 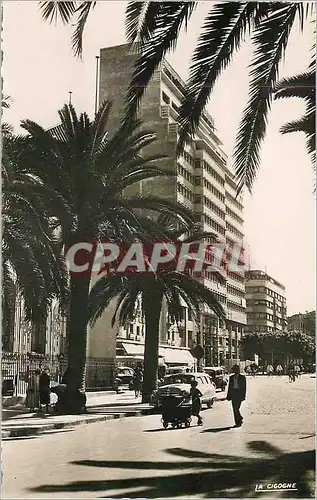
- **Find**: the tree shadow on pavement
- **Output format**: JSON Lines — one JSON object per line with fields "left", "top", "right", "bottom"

{"left": 2, "top": 428, "right": 74, "bottom": 441}
{"left": 27, "top": 442, "right": 315, "bottom": 498}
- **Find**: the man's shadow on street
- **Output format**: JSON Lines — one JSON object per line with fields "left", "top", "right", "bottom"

{"left": 28, "top": 441, "right": 315, "bottom": 498}
{"left": 202, "top": 426, "right": 232, "bottom": 433}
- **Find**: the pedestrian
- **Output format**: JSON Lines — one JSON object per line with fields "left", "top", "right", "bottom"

{"left": 251, "top": 364, "right": 258, "bottom": 377}
{"left": 276, "top": 364, "right": 283, "bottom": 376}
{"left": 288, "top": 365, "right": 295, "bottom": 383}
{"left": 226, "top": 364, "right": 246, "bottom": 428}
{"left": 266, "top": 364, "right": 273, "bottom": 377}
{"left": 26, "top": 369, "right": 40, "bottom": 412}
{"left": 133, "top": 364, "right": 143, "bottom": 398}
{"left": 294, "top": 364, "right": 300, "bottom": 378}
{"left": 190, "top": 379, "right": 203, "bottom": 426}
{"left": 39, "top": 366, "right": 51, "bottom": 413}
{"left": 158, "top": 363, "right": 167, "bottom": 380}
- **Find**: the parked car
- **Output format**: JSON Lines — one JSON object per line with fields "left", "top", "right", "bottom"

{"left": 116, "top": 366, "right": 134, "bottom": 386}
{"left": 151, "top": 372, "right": 216, "bottom": 409}
{"left": 204, "top": 367, "right": 228, "bottom": 391}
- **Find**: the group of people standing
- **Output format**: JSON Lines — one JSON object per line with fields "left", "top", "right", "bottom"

{"left": 25, "top": 366, "right": 51, "bottom": 413}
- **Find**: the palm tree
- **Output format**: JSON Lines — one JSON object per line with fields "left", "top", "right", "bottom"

{"left": 2, "top": 134, "right": 68, "bottom": 351}
{"left": 19, "top": 101, "right": 194, "bottom": 409}
{"left": 89, "top": 216, "right": 226, "bottom": 402}
{"left": 39, "top": 1, "right": 315, "bottom": 192}
{"left": 274, "top": 64, "right": 316, "bottom": 167}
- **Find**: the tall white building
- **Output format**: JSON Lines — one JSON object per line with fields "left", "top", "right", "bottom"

{"left": 97, "top": 44, "right": 247, "bottom": 368}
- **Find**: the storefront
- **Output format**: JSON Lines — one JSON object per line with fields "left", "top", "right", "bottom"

{"left": 116, "top": 341, "right": 195, "bottom": 371}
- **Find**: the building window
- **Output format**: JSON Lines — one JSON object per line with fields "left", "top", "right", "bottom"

{"left": 171, "top": 101, "right": 179, "bottom": 112}
{"left": 188, "top": 330, "right": 194, "bottom": 348}
{"left": 226, "top": 222, "right": 244, "bottom": 240}
{"left": 226, "top": 191, "right": 243, "bottom": 211}
{"left": 202, "top": 160, "right": 225, "bottom": 186}
{"left": 226, "top": 206, "right": 244, "bottom": 225}
{"left": 203, "top": 196, "right": 226, "bottom": 219}
{"left": 162, "top": 91, "right": 170, "bottom": 104}
{"left": 204, "top": 214, "right": 226, "bottom": 235}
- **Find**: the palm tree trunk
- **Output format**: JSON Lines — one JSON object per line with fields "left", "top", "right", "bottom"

{"left": 31, "top": 317, "right": 47, "bottom": 354}
{"left": 2, "top": 286, "right": 16, "bottom": 352}
{"left": 142, "top": 290, "right": 163, "bottom": 403}
{"left": 64, "top": 273, "right": 90, "bottom": 412}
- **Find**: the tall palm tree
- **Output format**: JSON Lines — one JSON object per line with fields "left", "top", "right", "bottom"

{"left": 19, "top": 101, "right": 194, "bottom": 408}
{"left": 274, "top": 64, "right": 316, "bottom": 167}
{"left": 2, "top": 134, "right": 68, "bottom": 351}
{"left": 39, "top": 1, "right": 315, "bottom": 192}
{"left": 89, "top": 216, "right": 226, "bottom": 402}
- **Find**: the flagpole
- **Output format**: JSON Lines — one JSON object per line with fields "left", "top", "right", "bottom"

{"left": 95, "top": 55, "right": 100, "bottom": 116}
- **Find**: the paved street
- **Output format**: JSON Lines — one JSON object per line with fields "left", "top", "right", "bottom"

{"left": 2, "top": 376, "right": 315, "bottom": 499}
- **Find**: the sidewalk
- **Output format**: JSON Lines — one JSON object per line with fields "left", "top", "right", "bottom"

{"left": 2, "top": 389, "right": 226, "bottom": 438}
{"left": 1, "top": 391, "right": 150, "bottom": 438}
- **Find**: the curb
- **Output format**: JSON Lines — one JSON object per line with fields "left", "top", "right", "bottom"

{"left": 2, "top": 396, "right": 225, "bottom": 438}
{"left": 2, "top": 410, "right": 146, "bottom": 438}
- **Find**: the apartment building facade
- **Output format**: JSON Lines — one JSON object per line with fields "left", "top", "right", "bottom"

{"left": 245, "top": 270, "right": 287, "bottom": 333}
{"left": 287, "top": 311, "right": 315, "bottom": 335}
{"left": 2, "top": 295, "right": 67, "bottom": 356}
{"left": 97, "top": 44, "right": 247, "bottom": 368}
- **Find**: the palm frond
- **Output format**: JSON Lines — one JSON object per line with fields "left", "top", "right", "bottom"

{"left": 274, "top": 62, "right": 315, "bottom": 167}
{"left": 125, "top": 2, "right": 196, "bottom": 121}
{"left": 122, "top": 195, "right": 195, "bottom": 227}
{"left": 177, "top": 2, "right": 267, "bottom": 151}
{"left": 1, "top": 122, "right": 14, "bottom": 137}
{"left": 88, "top": 274, "right": 126, "bottom": 325}
{"left": 234, "top": 3, "right": 299, "bottom": 193}
{"left": 1, "top": 95, "right": 12, "bottom": 109}
{"left": 39, "top": 1, "right": 77, "bottom": 24}
{"left": 280, "top": 116, "right": 312, "bottom": 136}
{"left": 71, "top": 1, "right": 97, "bottom": 57}
{"left": 274, "top": 71, "right": 315, "bottom": 102}
{"left": 126, "top": 1, "right": 152, "bottom": 44}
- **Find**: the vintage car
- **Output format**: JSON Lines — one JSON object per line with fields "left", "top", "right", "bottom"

{"left": 151, "top": 372, "right": 217, "bottom": 409}
{"left": 116, "top": 366, "right": 134, "bottom": 386}
{"left": 204, "top": 366, "right": 228, "bottom": 391}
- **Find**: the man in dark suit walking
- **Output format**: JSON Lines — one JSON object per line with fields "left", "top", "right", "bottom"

{"left": 226, "top": 364, "right": 246, "bottom": 427}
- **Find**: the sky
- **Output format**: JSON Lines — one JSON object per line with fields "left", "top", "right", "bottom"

{"left": 2, "top": 1, "right": 316, "bottom": 316}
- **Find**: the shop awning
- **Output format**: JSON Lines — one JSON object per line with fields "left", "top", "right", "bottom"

{"left": 120, "top": 342, "right": 194, "bottom": 366}
{"left": 159, "top": 347, "right": 194, "bottom": 365}
{"left": 121, "top": 343, "right": 144, "bottom": 356}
